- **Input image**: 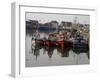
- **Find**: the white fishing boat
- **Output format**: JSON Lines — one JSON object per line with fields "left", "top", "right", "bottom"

{"left": 31, "top": 31, "right": 40, "bottom": 46}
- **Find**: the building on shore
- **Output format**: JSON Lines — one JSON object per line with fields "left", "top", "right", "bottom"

{"left": 26, "top": 20, "right": 39, "bottom": 33}
{"left": 59, "top": 21, "right": 72, "bottom": 31}
{"left": 50, "top": 21, "right": 59, "bottom": 31}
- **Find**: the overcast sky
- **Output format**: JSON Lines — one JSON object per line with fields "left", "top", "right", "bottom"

{"left": 26, "top": 12, "right": 90, "bottom": 24}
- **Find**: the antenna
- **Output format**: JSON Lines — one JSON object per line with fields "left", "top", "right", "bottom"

{"left": 73, "top": 16, "right": 78, "bottom": 28}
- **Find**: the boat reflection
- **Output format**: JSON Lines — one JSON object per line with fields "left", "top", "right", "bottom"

{"left": 31, "top": 42, "right": 89, "bottom": 60}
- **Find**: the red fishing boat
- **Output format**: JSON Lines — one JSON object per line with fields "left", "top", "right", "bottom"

{"left": 44, "top": 31, "right": 73, "bottom": 47}
{"left": 32, "top": 31, "right": 73, "bottom": 47}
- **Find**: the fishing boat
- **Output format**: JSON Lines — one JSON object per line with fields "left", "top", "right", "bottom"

{"left": 45, "top": 31, "right": 73, "bottom": 47}
{"left": 72, "top": 34, "right": 89, "bottom": 51}
{"left": 31, "top": 31, "right": 40, "bottom": 46}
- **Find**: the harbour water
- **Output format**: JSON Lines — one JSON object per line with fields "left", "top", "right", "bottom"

{"left": 25, "top": 34, "right": 89, "bottom": 67}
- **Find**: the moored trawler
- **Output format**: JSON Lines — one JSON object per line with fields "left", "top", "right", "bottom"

{"left": 73, "top": 33, "right": 88, "bottom": 47}
{"left": 31, "top": 30, "right": 88, "bottom": 49}
{"left": 31, "top": 31, "right": 73, "bottom": 47}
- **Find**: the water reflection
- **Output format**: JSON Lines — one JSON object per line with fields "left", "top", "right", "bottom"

{"left": 26, "top": 35, "right": 89, "bottom": 67}
{"left": 31, "top": 40, "right": 89, "bottom": 60}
